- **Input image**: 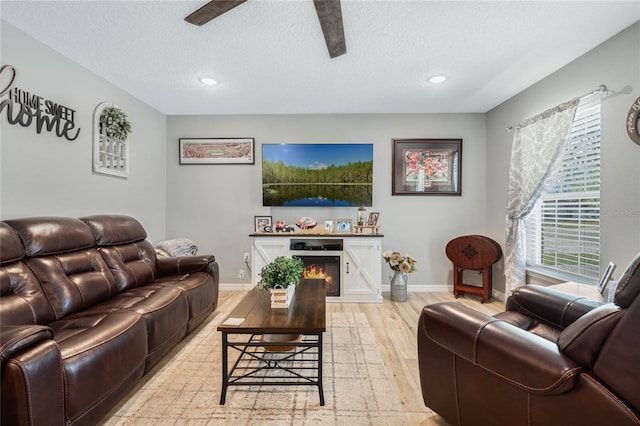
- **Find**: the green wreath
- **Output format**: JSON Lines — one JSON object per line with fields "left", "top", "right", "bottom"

{"left": 100, "top": 106, "right": 132, "bottom": 141}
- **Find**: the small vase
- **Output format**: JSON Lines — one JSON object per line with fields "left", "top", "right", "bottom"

{"left": 390, "top": 270, "right": 408, "bottom": 302}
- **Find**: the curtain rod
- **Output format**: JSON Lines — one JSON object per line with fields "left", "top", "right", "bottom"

{"left": 505, "top": 84, "right": 608, "bottom": 133}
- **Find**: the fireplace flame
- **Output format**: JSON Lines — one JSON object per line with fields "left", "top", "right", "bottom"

{"left": 303, "top": 264, "right": 333, "bottom": 284}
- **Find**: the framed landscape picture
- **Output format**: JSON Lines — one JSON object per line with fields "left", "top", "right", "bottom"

{"left": 262, "top": 143, "right": 373, "bottom": 207}
{"left": 179, "top": 138, "right": 255, "bottom": 165}
{"left": 392, "top": 139, "right": 462, "bottom": 195}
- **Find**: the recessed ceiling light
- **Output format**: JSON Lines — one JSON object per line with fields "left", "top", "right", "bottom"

{"left": 199, "top": 77, "right": 219, "bottom": 86}
{"left": 427, "top": 75, "right": 447, "bottom": 84}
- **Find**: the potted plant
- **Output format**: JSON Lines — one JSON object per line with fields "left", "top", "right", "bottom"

{"left": 259, "top": 256, "right": 304, "bottom": 308}
{"left": 259, "top": 255, "right": 304, "bottom": 350}
{"left": 100, "top": 105, "right": 132, "bottom": 141}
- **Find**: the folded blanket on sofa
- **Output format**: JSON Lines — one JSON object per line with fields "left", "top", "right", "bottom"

{"left": 155, "top": 238, "right": 198, "bottom": 257}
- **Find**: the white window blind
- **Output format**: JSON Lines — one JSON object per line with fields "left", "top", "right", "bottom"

{"left": 525, "top": 100, "right": 601, "bottom": 281}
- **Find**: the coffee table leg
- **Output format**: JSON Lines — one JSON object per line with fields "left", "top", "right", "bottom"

{"left": 220, "top": 332, "right": 228, "bottom": 405}
{"left": 318, "top": 333, "right": 325, "bottom": 406}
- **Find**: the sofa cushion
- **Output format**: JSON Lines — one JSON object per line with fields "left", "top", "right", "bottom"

{"left": 558, "top": 304, "right": 623, "bottom": 369}
{"left": 65, "top": 283, "right": 190, "bottom": 371}
{"left": 593, "top": 296, "right": 640, "bottom": 414}
{"left": 49, "top": 310, "right": 147, "bottom": 424}
{"left": 0, "top": 223, "right": 55, "bottom": 325}
{"left": 26, "top": 249, "right": 117, "bottom": 320}
{"left": 97, "top": 242, "right": 157, "bottom": 292}
{"left": 494, "top": 310, "right": 563, "bottom": 342}
{"left": 154, "top": 272, "right": 216, "bottom": 333}
{"left": 4, "top": 217, "right": 95, "bottom": 256}
{"left": 80, "top": 215, "right": 147, "bottom": 246}
{"left": 613, "top": 252, "right": 640, "bottom": 308}
{"left": 0, "top": 222, "right": 25, "bottom": 264}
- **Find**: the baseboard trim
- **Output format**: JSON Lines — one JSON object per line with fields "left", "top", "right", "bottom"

{"left": 220, "top": 283, "right": 506, "bottom": 301}
{"left": 219, "top": 282, "right": 256, "bottom": 291}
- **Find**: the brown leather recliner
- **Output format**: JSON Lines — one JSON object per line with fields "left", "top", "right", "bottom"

{"left": 418, "top": 253, "right": 640, "bottom": 425}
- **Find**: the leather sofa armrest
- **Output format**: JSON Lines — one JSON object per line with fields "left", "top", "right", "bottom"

{"left": 1, "top": 325, "right": 65, "bottom": 425}
{"left": 420, "top": 302, "right": 582, "bottom": 395}
{"left": 1, "top": 325, "right": 53, "bottom": 363}
{"left": 506, "top": 284, "right": 602, "bottom": 328}
{"left": 156, "top": 255, "right": 216, "bottom": 276}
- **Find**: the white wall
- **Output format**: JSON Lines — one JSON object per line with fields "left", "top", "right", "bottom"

{"left": 166, "top": 113, "right": 488, "bottom": 287}
{"left": 0, "top": 22, "right": 168, "bottom": 242}
{"left": 486, "top": 22, "right": 640, "bottom": 292}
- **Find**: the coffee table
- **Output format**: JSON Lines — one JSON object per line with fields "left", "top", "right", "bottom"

{"left": 217, "top": 279, "right": 326, "bottom": 405}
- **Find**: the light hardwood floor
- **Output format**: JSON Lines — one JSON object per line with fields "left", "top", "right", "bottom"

{"left": 215, "top": 290, "right": 503, "bottom": 425}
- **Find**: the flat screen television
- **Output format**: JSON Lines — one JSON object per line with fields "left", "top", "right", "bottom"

{"left": 262, "top": 143, "right": 373, "bottom": 207}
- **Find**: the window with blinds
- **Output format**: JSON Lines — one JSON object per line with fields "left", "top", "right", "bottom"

{"left": 525, "top": 100, "right": 601, "bottom": 282}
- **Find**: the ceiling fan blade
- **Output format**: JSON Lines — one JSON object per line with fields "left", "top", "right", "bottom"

{"left": 185, "top": 0, "right": 248, "bottom": 26}
{"left": 313, "top": 0, "right": 346, "bottom": 58}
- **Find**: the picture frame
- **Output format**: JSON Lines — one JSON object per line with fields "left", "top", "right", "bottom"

{"left": 367, "top": 212, "right": 380, "bottom": 226}
{"left": 179, "top": 138, "right": 255, "bottom": 165}
{"left": 254, "top": 215, "right": 273, "bottom": 233}
{"left": 598, "top": 261, "right": 616, "bottom": 294}
{"left": 392, "top": 139, "right": 462, "bottom": 195}
{"left": 334, "top": 219, "right": 352, "bottom": 233}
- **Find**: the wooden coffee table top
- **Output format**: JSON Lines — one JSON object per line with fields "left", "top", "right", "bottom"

{"left": 217, "top": 279, "right": 326, "bottom": 334}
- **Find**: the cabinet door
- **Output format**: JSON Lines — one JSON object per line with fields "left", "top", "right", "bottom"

{"left": 252, "top": 238, "right": 290, "bottom": 285}
{"left": 343, "top": 238, "right": 381, "bottom": 300}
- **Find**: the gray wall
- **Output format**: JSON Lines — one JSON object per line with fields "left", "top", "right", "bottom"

{"left": 166, "top": 114, "right": 488, "bottom": 288}
{"left": 486, "top": 22, "right": 640, "bottom": 291}
{"left": 3, "top": 18, "right": 638, "bottom": 293}
{"left": 1, "top": 22, "right": 168, "bottom": 242}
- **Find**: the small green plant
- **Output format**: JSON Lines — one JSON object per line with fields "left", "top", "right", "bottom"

{"left": 100, "top": 106, "right": 132, "bottom": 141}
{"left": 259, "top": 256, "right": 304, "bottom": 290}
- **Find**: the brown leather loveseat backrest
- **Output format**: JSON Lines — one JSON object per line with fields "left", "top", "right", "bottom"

{"left": 558, "top": 253, "right": 640, "bottom": 415}
{"left": 3, "top": 217, "right": 119, "bottom": 322}
{"left": 0, "top": 222, "right": 55, "bottom": 326}
{"left": 593, "top": 253, "right": 640, "bottom": 414}
{"left": 80, "top": 215, "right": 158, "bottom": 293}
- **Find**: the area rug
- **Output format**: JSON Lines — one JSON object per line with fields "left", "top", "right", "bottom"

{"left": 102, "top": 312, "right": 405, "bottom": 425}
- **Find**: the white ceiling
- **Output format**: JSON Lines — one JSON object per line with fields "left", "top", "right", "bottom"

{"left": 2, "top": 1, "right": 639, "bottom": 115}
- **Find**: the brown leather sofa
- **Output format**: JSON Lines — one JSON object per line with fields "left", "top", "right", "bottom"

{"left": 418, "top": 253, "right": 640, "bottom": 425}
{"left": 0, "top": 215, "right": 219, "bottom": 426}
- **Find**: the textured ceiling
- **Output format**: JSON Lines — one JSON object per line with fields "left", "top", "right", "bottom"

{"left": 1, "top": 1, "right": 639, "bottom": 115}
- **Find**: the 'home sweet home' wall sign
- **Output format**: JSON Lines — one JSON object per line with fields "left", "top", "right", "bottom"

{"left": 0, "top": 64, "right": 81, "bottom": 141}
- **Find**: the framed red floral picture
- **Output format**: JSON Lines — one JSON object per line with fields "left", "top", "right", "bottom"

{"left": 392, "top": 139, "right": 462, "bottom": 195}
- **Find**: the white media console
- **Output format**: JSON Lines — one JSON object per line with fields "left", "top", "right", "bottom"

{"left": 250, "top": 233, "right": 383, "bottom": 303}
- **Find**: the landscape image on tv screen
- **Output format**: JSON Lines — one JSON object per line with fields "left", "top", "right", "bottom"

{"left": 262, "top": 143, "right": 373, "bottom": 207}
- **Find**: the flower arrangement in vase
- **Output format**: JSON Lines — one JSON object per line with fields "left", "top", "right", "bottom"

{"left": 383, "top": 250, "right": 417, "bottom": 302}
{"left": 383, "top": 250, "right": 417, "bottom": 274}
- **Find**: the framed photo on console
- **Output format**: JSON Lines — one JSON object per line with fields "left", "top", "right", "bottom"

{"left": 254, "top": 216, "right": 272, "bottom": 233}
{"left": 367, "top": 212, "right": 379, "bottom": 226}
{"left": 334, "top": 219, "right": 352, "bottom": 233}
{"left": 392, "top": 139, "right": 462, "bottom": 195}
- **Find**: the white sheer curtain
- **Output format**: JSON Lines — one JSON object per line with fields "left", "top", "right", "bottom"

{"left": 504, "top": 98, "right": 580, "bottom": 294}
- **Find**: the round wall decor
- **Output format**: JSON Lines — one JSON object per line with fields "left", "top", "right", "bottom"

{"left": 627, "top": 95, "right": 640, "bottom": 145}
